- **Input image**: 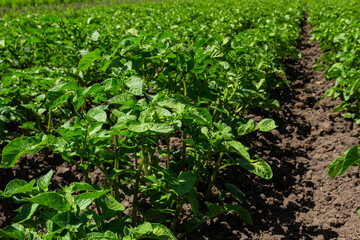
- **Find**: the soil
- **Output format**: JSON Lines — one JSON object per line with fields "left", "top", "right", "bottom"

{"left": 1, "top": 13, "right": 360, "bottom": 240}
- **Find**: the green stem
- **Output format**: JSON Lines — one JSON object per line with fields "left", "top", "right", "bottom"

{"left": 131, "top": 152, "right": 145, "bottom": 227}
{"left": 141, "top": 136, "right": 150, "bottom": 176}
{"left": 182, "top": 78, "right": 187, "bottom": 96}
{"left": 212, "top": 97, "right": 220, "bottom": 118}
{"left": 205, "top": 152, "right": 224, "bottom": 200}
{"left": 47, "top": 108, "right": 52, "bottom": 134}
{"left": 112, "top": 135, "right": 122, "bottom": 219}
{"left": 166, "top": 135, "right": 170, "bottom": 169}
{"left": 114, "top": 135, "right": 120, "bottom": 181}
{"left": 170, "top": 196, "right": 183, "bottom": 231}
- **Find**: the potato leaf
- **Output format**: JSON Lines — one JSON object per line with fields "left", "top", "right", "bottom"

{"left": 1, "top": 135, "right": 49, "bottom": 168}
{"left": 225, "top": 141, "right": 250, "bottom": 161}
{"left": 27, "top": 192, "right": 71, "bottom": 211}
{"left": 87, "top": 106, "right": 107, "bottom": 123}
{"left": 205, "top": 202, "right": 252, "bottom": 225}
{"left": 13, "top": 203, "right": 40, "bottom": 224}
{"left": 173, "top": 171, "right": 197, "bottom": 195}
{"left": 37, "top": 170, "right": 54, "bottom": 191}
{"left": 225, "top": 183, "right": 245, "bottom": 203}
{"left": 78, "top": 49, "right": 103, "bottom": 71}
{"left": 236, "top": 155, "right": 273, "bottom": 179}
{"left": 125, "top": 76, "right": 144, "bottom": 96}
{"left": 75, "top": 190, "right": 110, "bottom": 211}
{"left": 257, "top": 118, "right": 277, "bottom": 132}
{"left": 2, "top": 179, "right": 36, "bottom": 197}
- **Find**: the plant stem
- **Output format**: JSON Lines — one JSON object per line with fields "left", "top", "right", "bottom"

{"left": 166, "top": 135, "right": 170, "bottom": 169}
{"left": 112, "top": 135, "right": 123, "bottom": 220}
{"left": 182, "top": 78, "right": 187, "bottom": 96}
{"left": 114, "top": 135, "right": 120, "bottom": 182}
{"left": 132, "top": 136, "right": 146, "bottom": 227}
{"left": 141, "top": 135, "right": 150, "bottom": 176}
{"left": 47, "top": 108, "right": 52, "bottom": 134}
{"left": 205, "top": 152, "right": 224, "bottom": 200}
{"left": 170, "top": 196, "right": 183, "bottom": 231}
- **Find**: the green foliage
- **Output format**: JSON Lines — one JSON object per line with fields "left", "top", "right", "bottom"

{"left": 309, "top": 0, "right": 360, "bottom": 123}
{"left": 0, "top": 0, "right": 307, "bottom": 238}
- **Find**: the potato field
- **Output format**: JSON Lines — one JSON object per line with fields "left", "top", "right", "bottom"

{"left": 0, "top": 0, "right": 359, "bottom": 239}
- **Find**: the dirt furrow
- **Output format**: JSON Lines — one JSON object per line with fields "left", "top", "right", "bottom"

{"left": 188, "top": 15, "right": 360, "bottom": 240}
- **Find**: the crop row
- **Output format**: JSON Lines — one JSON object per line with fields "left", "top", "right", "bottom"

{"left": 0, "top": 0, "right": 306, "bottom": 239}
{"left": 308, "top": 0, "right": 360, "bottom": 217}
{"left": 0, "top": 0, "right": 113, "bottom": 9}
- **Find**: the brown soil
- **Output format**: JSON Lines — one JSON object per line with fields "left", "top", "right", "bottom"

{"left": 1, "top": 14, "right": 360, "bottom": 240}
{"left": 183, "top": 15, "right": 360, "bottom": 240}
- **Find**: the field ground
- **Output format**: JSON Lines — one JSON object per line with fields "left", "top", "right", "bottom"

{"left": 0, "top": 10, "right": 359, "bottom": 240}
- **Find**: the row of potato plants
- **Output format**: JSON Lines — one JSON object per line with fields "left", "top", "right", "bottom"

{"left": 0, "top": 0, "right": 115, "bottom": 8}
{"left": 0, "top": 0, "right": 305, "bottom": 239}
{"left": 308, "top": 0, "right": 360, "bottom": 218}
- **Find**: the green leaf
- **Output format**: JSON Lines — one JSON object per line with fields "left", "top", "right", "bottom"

{"left": 49, "top": 81, "right": 78, "bottom": 92}
{"left": 37, "top": 170, "right": 54, "bottom": 191}
{"left": 225, "top": 141, "right": 250, "bottom": 161}
{"left": 339, "top": 145, "right": 360, "bottom": 176}
{"left": 98, "top": 194, "right": 125, "bottom": 220}
{"left": 3, "top": 179, "right": 36, "bottom": 197}
{"left": 328, "top": 155, "right": 344, "bottom": 179}
{"left": 0, "top": 224, "right": 26, "bottom": 240}
{"left": 157, "top": 95, "right": 189, "bottom": 113}
{"left": 186, "top": 189, "right": 200, "bottom": 215}
{"left": 45, "top": 92, "right": 72, "bottom": 110}
{"left": 85, "top": 231, "right": 118, "bottom": 239}
{"left": 173, "top": 171, "right": 197, "bottom": 195}
{"left": 51, "top": 211, "right": 82, "bottom": 230}
{"left": 27, "top": 192, "right": 70, "bottom": 211}
{"left": 225, "top": 183, "right": 245, "bottom": 203}
{"left": 219, "top": 61, "right": 230, "bottom": 70}
{"left": 19, "top": 122, "right": 37, "bottom": 130}
{"left": 13, "top": 203, "right": 40, "bottom": 224}
{"left": 126, "top": 121, "right": 151, "bottom": 133}
{"left": 78, "top": 49, "right": 103, "bottom": 71}
{"left": 205, "top": 202, "right": 252, "bottom": 225}
{"left": 184, "top": 107, "right": 212, "bottom": 128}
{"left": 257, "top": 118, "right": 277, "bottom": 132}
{"left": 75, "top": 190, "right": 110, "bottom": 211}
{"left": 91, "top": 31, "right": 100, "bottom": 41}
{"left": 313, "top": 65, "right": 326, "bottom": 71}
{"left": 237, "top": 155, "right": 273, "bottom": 179}
{"left": 150, "top": 123, "right": 173, "bottom": 134}
{"left": 1, "top": 135, "right": 49, "bottom": 168}
{"left": 108, "top": 93, "right": 136, "bottom": 107}
{"left": 87, "top": 106, "right": 107, "bottom": 123}
{"left": 126, "top": 76, "right": 144, "bottom": 96}
{"left": 112, "top": 115, "right": 137, "bottom": 130}
{"left": 150, "top": 223, "right": 177, "bottom": 240}
{"left": 69, "top": 182, "right": 96, "bottom": 192}
{"left": 135, "top": 222, "right": 153, "bottom": 235}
